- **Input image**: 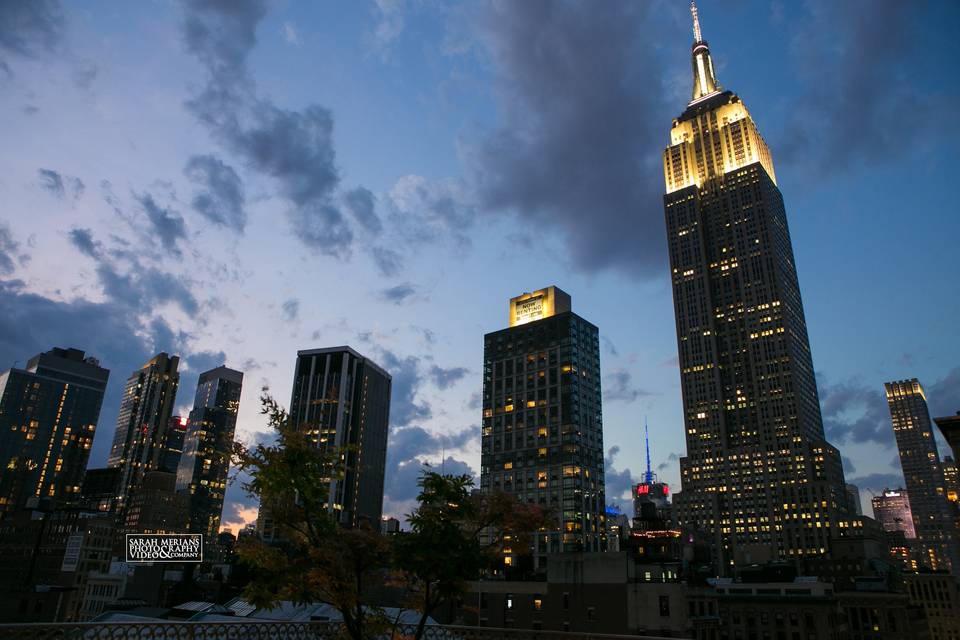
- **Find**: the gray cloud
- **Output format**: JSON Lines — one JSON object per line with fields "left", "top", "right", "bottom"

{"left": 466, "top": 391, "right": 482, "bottom": 411}
{"left": 841, "top": 456, "right": 857, "bottom": 476}
{"left": 67, "top": 227, "right": 100, "bottom": 259}
{"left": 98, "top": 263, "right": 200, "bottom": 316}
{"left": 135, "top": 192, "right": 187, "bottom": 252}
{"left": 70, "top": 228, "right": 199, "bottom": 316}
{"left": 375, "top": 348, "right": 432, "bottom": 427}
{"left": 384, "top": 423, "right": 476, "bottom": 515}
{"left": 184, "top": 154, "right": 247, "bottom": 232}
{"left": 428, "top": 364, "right": 469, "bottom": 390}
{"left": 287, "top": 203, "right": 352, "bottom": 255}
{"left": 219, "top": 487, "right": 260, "bottom": 530}
{"left": 0, "top": 223, "right": 24, "bottom": 275}
{"left": 378, "top": 283, "right": 416, "bottom": 305}
{"left": 388, "top": 175, "right": 475, "bottom": 247}
{"left": 38, "top": 168, "right": 84, "bottom": 201}
{"left": 371, "top": 246, "right": 403, "bottom": 277}
{"left": 927, "top": 367, "right": 960, "bottom": 419}
{"left": 414, "top": 326, "right": 436, "bottom": 345}
{"left": 344, "top": 187, "right": 381, "bottom": 235}
{"left": 601, "top": 335, "right": 619, "bottom": 357}
{"left": 603, "top": 369, "right": 652, "bottom": 404}
{"left": 848, "top": 472, "right": 906, "bottom": 499}
{"left": 465, "top": 0, "right": 670, "bottom": 278}
{"left": 0, "top": 0, "right": 64, "bottom": 60}
{"left": 238, "top": 357, "right": 275, "bottom": 373}
{"left": 388, "top": 425, "right": 475, "bottom": 466}
{"left": 819, "top": 377, "right": 894, "bottom": 447}
{"left": 779, "top": 1, "right": 958, "bottom": 174}
{"left": 605, "top": 445, "right": 637, "bottom": 512}
{"left": 367, "top": 0, "right": 406, "bottom": 60}
{"left": 657, "top": 451, "right": 681, "bottom": 473}
{"left": 281, "top": 298, "right": 299, "bottom": 323}
{"left": 149, "top": 316, "right": 190, "bottom": 355}
{"left": 72, "top": 60, "right": 98, "bottom": 90}
{"left": 181, "top": 0, "right": 356, "bottom": 258}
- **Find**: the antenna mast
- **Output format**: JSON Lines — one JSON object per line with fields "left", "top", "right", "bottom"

{"left": 691, "top": 1, "right": 703, "bottom": 43}
{"left": 644, "top": 418, "right": 654, "bottom": 485}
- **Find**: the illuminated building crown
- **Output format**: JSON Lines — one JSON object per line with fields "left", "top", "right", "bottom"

{"left": 689, "top": 1, "right": 720, "bottom": 103}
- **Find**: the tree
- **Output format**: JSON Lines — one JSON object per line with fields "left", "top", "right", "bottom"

{"left": 393, "top": 470, "right": 552, "bottom": 639}
{"left": 231, "top": 392, "right": 392, "bottom": 640}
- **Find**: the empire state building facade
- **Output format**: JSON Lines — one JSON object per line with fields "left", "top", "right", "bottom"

{"left": 664, "top": 3, "right": 849, "bottom": 573}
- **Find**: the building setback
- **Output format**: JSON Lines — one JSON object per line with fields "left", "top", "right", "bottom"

{"left": 0, "top": 348, "right": 109, "bottom": 513}
{"left": 289, "top": 347, "right": 391, "bottom": 528}
{"left": 885, "top": 379, "right": 959, "bottom": 574}
{"left": 176, "top": 366, "right": 243, "bottom": 541}
{"left": 662, "top": 5, "right": 849, "bottom": 573}
{"left": 107, "top": 353, "right": 180, "bottom": 510}
{"left": 480, "top": 286, "right": 605, "bottom": 567}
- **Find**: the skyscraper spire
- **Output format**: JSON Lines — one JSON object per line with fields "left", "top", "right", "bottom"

{"left": 644, "top": 418, "right": 654, "bottom": 485}
{"left": 691, "top": 1, "right": 703, "bottom": 43}
{"left": 689, "top": 1, "right": 720, "bottom": 102}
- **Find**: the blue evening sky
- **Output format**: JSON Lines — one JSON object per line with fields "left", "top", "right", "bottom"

{"left": 0, "top": 0, "right": 957, "bottom": 529}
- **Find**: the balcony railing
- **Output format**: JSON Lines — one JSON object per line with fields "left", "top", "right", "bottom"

{"left": 0, "top": 621, "right": 684, "bottom": 640}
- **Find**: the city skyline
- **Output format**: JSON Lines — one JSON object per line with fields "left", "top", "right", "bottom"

{"left": 0, "top": 0, "right": 959, "bottom": 535}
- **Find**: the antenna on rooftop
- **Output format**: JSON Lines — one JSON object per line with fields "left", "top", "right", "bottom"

{"left": 644, "top": 417, "right": 654, "bottom": 485}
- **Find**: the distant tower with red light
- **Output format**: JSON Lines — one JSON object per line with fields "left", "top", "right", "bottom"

{"left": 634, "top": 421, "right": 670, "bottom": 527}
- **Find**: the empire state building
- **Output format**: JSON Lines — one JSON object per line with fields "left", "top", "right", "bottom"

{"left": 663, "top": 3, "right": 850, "bottom": 573}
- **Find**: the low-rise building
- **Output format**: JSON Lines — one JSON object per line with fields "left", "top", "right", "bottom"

{"left": 470, "top": 550, "right": 692, "bottom": 636}
{"left": 0, "top": 503, "right": 115, "bottom": 622}
{"left": 904, "top": 573, "right": 960, "bottom": 640}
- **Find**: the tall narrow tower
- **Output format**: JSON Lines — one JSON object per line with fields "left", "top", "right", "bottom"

{"left": 289, "top": 347, "right": 391, "bottom": 528}
{"left": 663, "top": 3, "right": 848, "bottom": 573}
{"left": 108, "top": 353, "right": 180, "bottom": 509}
{"left": 479, "top": 286, "right": 605, "bottom": 569}
{"left": 177, "top": 366, "right": 244, "bottom": 541}
{"left": 885, "top": 379, "right": 959, "bottom": 574}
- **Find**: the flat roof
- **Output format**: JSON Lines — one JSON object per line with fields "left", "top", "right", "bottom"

{"left": 296, "top": 346, "right": 391, "bottom": 380}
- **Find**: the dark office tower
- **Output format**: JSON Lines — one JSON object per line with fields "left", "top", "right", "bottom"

{"left": 107, "top": 353, "right": 180, "bottom": 509}
{"left": 124, "top": 471, "right": 188, "bottom": 535}
{"left": 845, "top": 484, "right": 863, "bottom": 517}
{"left": 161, "top": 416, "right": 187, "bottom": 473}
{"left": 885, "top": 379, "right": 960, "bottom": 574}
{"left": 176, "top": 366, "right": 243, "bottom": 540}
{"left": 80, "top": 467, "right": 122, "bottom": 513}
{"left": 480, "top": 286, "right": 605, "bottom": 568}
{"left": 662, "top": 4, "right": 848, "bottom": 573}
{"left": 0, "top": 348, "right": 109, "bottom": 513}
{"left": 289, "top": 347, "right": 391, "bottom": 528}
